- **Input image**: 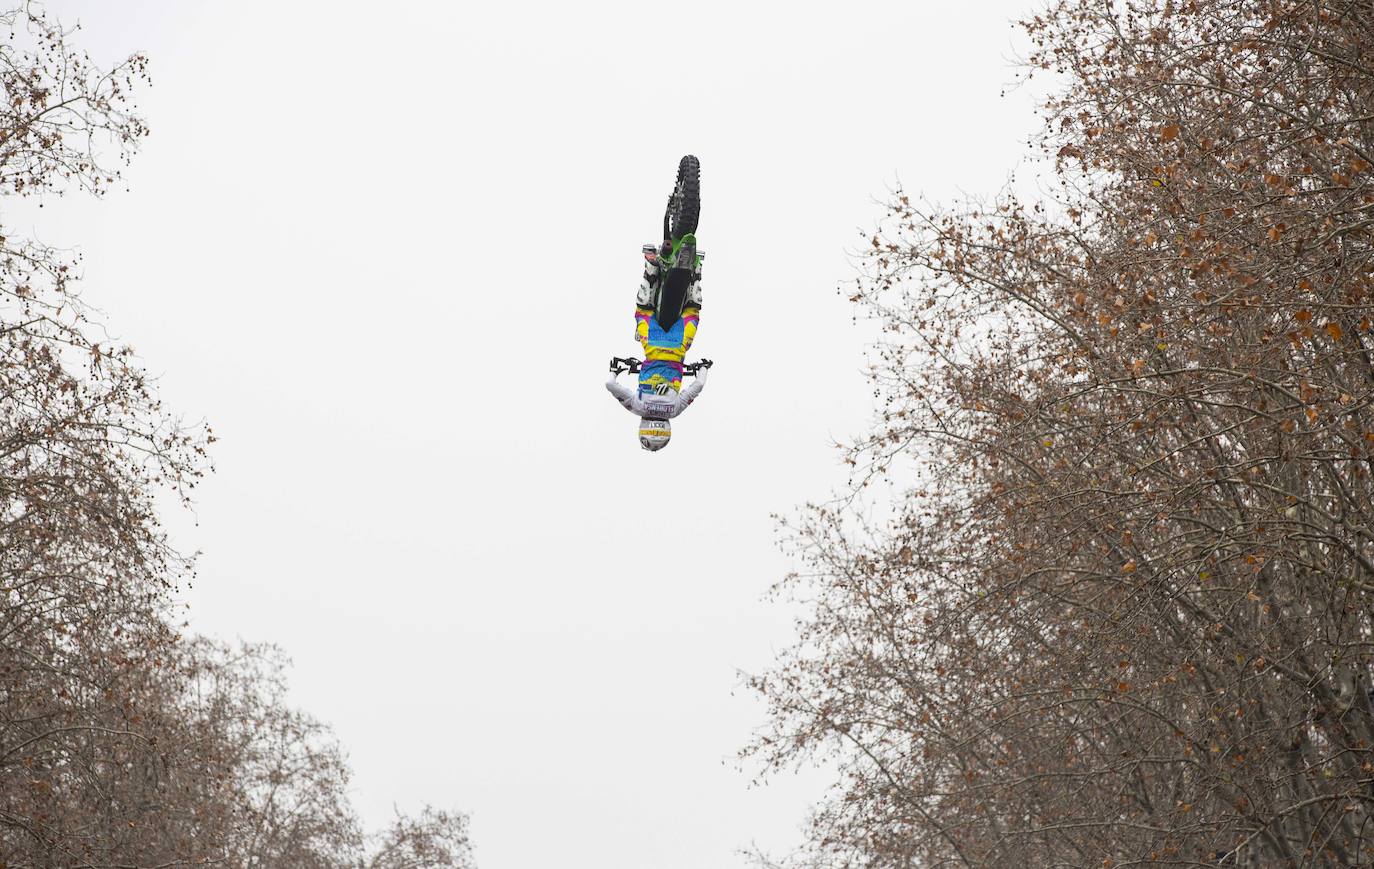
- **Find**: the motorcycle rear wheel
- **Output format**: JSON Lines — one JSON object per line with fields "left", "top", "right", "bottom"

{"left": 664, "top": 155, "right": 700, "bottom": 241}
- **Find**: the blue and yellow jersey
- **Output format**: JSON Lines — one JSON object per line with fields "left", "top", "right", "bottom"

{"left": 635, "top": 305, "right": 700, "bottom": 397}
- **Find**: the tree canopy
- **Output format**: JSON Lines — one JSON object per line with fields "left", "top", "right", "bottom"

{"left": 0, "top": 8, "right": 472, "bottom": 866}
{"left": 752, "top": 1, "right": 1374, "bottom": 866}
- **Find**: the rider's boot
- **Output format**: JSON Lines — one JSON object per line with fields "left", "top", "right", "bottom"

{"left": 686, "top": 249, "right": 703, "bottom": 310}
{"left": 687, "top": 276, "right": 703, "bottom": 310}
{"left": 637, "top": 242, "right": 660, "bottom": 308}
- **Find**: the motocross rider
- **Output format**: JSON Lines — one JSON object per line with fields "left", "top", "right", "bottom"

{"left": 605, "top": 241, "right": 709, "bottom": 451}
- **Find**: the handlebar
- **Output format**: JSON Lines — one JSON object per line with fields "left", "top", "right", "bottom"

{"left": 609, "top": 356, "right": 714, "bottom": 376}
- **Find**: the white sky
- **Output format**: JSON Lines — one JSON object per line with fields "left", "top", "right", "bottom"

{"left": 30, "top": 2, "right": 1043, "bottom": 866}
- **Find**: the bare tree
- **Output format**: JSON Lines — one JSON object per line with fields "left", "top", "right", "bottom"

{"left": 180, "top": 640, "right": 475, "bottom": 869}
{"left": 751, "top": 1, "right": 1374, "bottom": 866}
{"left": 364, "top": 806, "right": 475, "bottom": 869}
{"left": 0, "top": 6, "right": 213, "bottom": 865}
{"left": 0, "top": 8, "right": 474, "bottom": 867}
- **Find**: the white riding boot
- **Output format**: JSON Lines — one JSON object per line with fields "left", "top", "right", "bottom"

{"left": 636, "top": 242, "right": 660, "bottom": 307}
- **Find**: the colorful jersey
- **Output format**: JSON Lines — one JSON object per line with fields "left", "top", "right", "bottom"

{"left": 635, "top": 305, "right": 700, "bottom": 397}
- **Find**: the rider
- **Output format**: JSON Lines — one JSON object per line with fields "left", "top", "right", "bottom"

{"left": 605, "top": 240, "right": 709, "bottom": 451}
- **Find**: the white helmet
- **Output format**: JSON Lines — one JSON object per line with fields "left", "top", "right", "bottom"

{"left": 639, "top": 417, "right": 671, "bottom": 451}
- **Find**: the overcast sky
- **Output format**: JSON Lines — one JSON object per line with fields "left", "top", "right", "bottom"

{"left": 30, "top": 2, "right": 1043, "bottom": 866}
